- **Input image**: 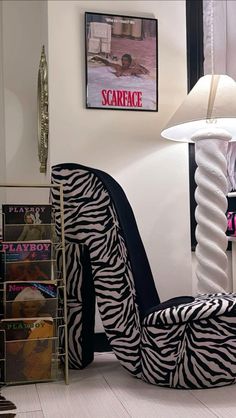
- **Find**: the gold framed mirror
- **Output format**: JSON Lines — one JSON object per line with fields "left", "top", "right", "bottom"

{"left": 37, "top": 45, "right": 49, "bottom": 174}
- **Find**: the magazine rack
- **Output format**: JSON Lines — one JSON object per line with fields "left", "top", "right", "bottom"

{"left": 0, "top": 183, "right": 68, "bottom": 385}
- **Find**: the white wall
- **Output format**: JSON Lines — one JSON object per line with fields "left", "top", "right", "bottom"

{"left": 0, "top": 1, "right": 6, "bottom": 232}
{"left": 48, "top": 0, "right": 192, "bottom": 323}
{"left": 2, "top": 0, "right": 49, "bottom": 203}
{"left": 0, "top": 1, "right": 6, "bottom": 187}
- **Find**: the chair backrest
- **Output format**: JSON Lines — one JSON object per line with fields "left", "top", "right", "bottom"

{"left": 51, "top": 163, "right": 160, "bottom": 376}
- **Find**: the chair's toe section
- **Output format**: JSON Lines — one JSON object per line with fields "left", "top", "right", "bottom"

{"left": 141, "top": 296, "right": 236, "bottom": 389}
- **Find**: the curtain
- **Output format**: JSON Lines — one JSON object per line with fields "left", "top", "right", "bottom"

{"left": 203, "top": 0, "right": 236, "bottom": 191}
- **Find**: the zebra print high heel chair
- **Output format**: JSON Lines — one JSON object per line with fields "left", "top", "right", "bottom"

{"left": 51, "top": 163, "right": 236, "bottom": 389}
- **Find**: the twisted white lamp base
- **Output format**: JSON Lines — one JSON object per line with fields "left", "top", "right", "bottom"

{"left": 192, "top": 128, "right": 231, "bottom": 294}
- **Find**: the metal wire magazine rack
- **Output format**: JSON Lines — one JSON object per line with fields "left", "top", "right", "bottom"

{"left": 0, "top": 183, "right": 68, "bottom": 385}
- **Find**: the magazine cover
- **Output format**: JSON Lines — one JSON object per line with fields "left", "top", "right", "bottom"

{"left": 0, "top": 286, "right": 3, "bottom": 319}
{"left": 0, "top": 360, "right": 4, "bottom": 384}
{"left": 2, "top": 204, "right": 53, "bottom": 241}
{"left": 4, "top": 282, "right": 58, "bottom": 319}
{"left": 0, "top": 241, "right": 53, "bottom": 281}
{"left": 0, "top": 329, "right": 4, "bottom": 360}
{"left": 1, "top": 317, "right": 53, "bottom": 383}
{"left": 0, "top": 251, "right": 4, "bottom": 282}
{"left": 85, "top": 12, "right": 158, "bottom": 111}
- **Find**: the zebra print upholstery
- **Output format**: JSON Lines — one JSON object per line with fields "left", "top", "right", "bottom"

{"left": 51, "top": 163, "right": 236, "bottom": 389}
{"left": 142, "top": 293, "right": 236, "bottom": 388}
{"left": 51, "top": 164, "right": 143, "bottom": 376}
{"left": 57, "top": 241, "right": 95, "bottom": 369}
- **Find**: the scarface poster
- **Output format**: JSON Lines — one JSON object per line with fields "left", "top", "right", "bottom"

{"left": 85, "top": 12, "right": 158, "bottom": 111}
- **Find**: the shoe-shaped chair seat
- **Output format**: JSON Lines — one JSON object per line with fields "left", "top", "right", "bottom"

{"left": 142, "top": 293, "right": 236, "bottom": 387}
{"left": 51, "top": 163, "right": 236, "bottom": 389}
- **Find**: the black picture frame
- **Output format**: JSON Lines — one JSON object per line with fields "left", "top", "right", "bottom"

{"left": 85, "top": 12, "right": 158, "bottom": 111}
{"left": 186, "top": 0, "right": 204, "bottom": 250}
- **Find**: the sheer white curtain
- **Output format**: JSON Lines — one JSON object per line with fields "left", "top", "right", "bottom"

{"left": 204, "top": 0, "right": 236, "bottom": 191}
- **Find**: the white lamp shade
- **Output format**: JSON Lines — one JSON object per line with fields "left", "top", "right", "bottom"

{"left": 161, "top": 74, "right": 236, "bottom": 142}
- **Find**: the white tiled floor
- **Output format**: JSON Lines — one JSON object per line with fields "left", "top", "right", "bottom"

{"left": 2, "top": 352, "right": 236, "bottom": 418}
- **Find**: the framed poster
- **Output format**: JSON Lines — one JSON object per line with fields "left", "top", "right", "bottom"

{"left": 85, "top": 12, "right": 158, "bottom": 111}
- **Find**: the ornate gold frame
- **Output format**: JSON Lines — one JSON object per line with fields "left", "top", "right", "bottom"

{"left": 37, "top": 45, "right": 49, "bottom": 173}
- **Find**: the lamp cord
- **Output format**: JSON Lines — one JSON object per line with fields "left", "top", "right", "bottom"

{"left": 207, "top": 0, "right": 217, "bottom": 122}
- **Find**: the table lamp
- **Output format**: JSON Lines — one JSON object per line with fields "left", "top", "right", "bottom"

{"left": 161, "top": 74, "right": 236, "bottom": 293}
